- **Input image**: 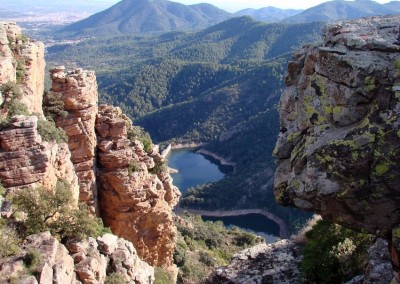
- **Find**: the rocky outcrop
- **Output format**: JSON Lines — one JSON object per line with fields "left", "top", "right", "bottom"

{"left": 363, "top": 238, "right": 393, "bottom": 284}
{"left": 50, "top": 67, "right": 98, "bottom": 213}
{"left": 274, "top": 15, "right": 400, "bottom": 279}
{"left": 208, "top": 240, "right": 302, "bottom": 283}
{"left": 0, "top": 22, "right": 19, "bottom": 86}
{"left": 0, "top": 21, "right": 45, "bottom": 116}
{"left": 0, "top": 232, "right": 154, "bottom": 284}
{"left": 0, "top": 231, "right": 76, "bottom": 284}
{"left": 96, "top": 104, "right": 180, "bottom": 267}
{"left": 0, "top": 115, "right": 79, "bottom": 200}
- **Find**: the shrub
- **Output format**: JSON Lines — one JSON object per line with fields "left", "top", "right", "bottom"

{"left": 42, "top": 91, "right": 68, "bottom": 121}
{"left": 105, "top": 272, "right": 126, "bottom": 284}
{"left": 37, "top": 119, "right": 68, "bottom": 143}
{"left": 11, "top": 180, "right": 109, "bottom": 240}
{"left": 1, "top": 82, "right": 22, "bottom": 99}
{"left": 300, "top": 219, "right": 372, "bottom": 283}
{"left": 16, "top": 58, "right": 26, "bottom": 82}
{"left": 234, "top": 231, "right": 257, "bottom": 246}
{"left": 127, "top": 160, "right": 140, "bottom": 175}
{"left": 23, "top": 248, "right": 43, "bottom": 276}
{"left": 198, "top": 251, "right": 215, "bottom": 267}
{"left": 154, "top": 267, "right": 175, "bottom": 284}
{"left": 8, "top": 99, "right": 29, "bottom": 117}
{"left": 127, "top": 126, "right": 153, "bottom": 153}
{"left": 173, "top": 242, "right": 187, "bottom": 267}
{"left": 0, "top": 220, "right": 21, "bottom": 257}
{"left": 149, "top": 162, "right": 168, "bottom": 175}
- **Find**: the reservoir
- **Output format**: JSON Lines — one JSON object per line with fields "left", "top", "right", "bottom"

{"left": 168, "top": 148, "right": 280, "bottom": 242}
{"left": 167, "top": 148, "right": 225, "bottom": 192}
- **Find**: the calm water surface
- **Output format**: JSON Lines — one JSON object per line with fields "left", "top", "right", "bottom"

{"left": 168, "top": 148, "right": 279, "bottom": 241}
{"left": 167, "top": 148, "right": 225, "bottom": 193}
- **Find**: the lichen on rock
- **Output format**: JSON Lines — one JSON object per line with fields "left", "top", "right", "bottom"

{"left": 274, "top": 15, "right": 400, "bottom": 279}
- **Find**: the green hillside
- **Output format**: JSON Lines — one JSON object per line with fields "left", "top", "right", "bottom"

{"left": 47, "top": 17, "right": 323, "bottom": 232}
{"left": 59, "top": 0, "right": 232, "bottom": 37}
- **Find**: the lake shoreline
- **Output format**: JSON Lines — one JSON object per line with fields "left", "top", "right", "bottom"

{"left": 175, "top": 207, "right": 289, "bottom": 239}
{"left": 196, "top": 149, "right": 236, "bottom": 168}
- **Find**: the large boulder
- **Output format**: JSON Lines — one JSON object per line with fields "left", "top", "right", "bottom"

{"left": 274, "top": 15, "right": 400, "bottom": 278}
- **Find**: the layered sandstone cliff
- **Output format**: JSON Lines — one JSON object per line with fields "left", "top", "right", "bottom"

{"left": 274, "top": 15, "right": 400, "bottom": 278}
{"left": 47, "top": 67, "right": 180, "bottom": 266}
{"left": 50, "top": 67, "right": 99, "bottom": 213}
{"left": 96, "top": 104, "right": 180, "bottom": 267}
{"left": 0, "top": 115, "right": 79, "bottom": 201}
{"left": 0, "top": 22, "right": 44, "bottom": 116}
{"left": 0, "top": 21, "right": 179, "bottom": 274}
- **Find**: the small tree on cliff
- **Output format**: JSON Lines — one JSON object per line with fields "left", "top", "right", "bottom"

{"left": 11, "top": 180, "right": 109, "bottom": 240}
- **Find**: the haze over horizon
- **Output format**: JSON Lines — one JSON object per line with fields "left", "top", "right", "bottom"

{"left": 96, "top": 0, "right": 398, "bottom": 12}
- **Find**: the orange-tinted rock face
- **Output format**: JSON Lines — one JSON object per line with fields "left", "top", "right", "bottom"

{"left": 95, "top": 105, "right": 180, "bottom": 267}
{"left": 0, "top": 115, "right": 79, "bottom": 201}
{"left": 0, "top": 22, "right": 45, "bottom": 116}
{"left": 50, "top": 67, "right": 99, "bottom": 213}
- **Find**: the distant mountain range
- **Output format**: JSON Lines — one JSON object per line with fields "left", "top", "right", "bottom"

{"left": 284, "top": 0, "right": 400, "bottom": 23}
{"left": 61, "top": 0, "right": 232, "bottom": 36}
{"left": 60, "top": 0, "right": 400, "bottom": 37}
{"left": 235, "top": 7, "right": 303, "bottom": 22}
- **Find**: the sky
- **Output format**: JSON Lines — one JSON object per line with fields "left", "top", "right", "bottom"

{"left": 155, "top": 0, "right": 397, "bottom": 12}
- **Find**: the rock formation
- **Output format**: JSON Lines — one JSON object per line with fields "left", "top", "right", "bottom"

{"left": 207, "top": 240, "right": 302, "bottom": 283}
{"left": 50, "top": 67, "right": 99, "bottom": 213}
{"left": 274, "top": 15, "right": 400, "bottom": 278}
{"left": 0, "top": 115, "right": 79, "bottom": 200}
{"left": 96, "top": 104, "right": 180, "bottom": 267}
{"left": 0, "top": 21, "right": 45, "bottom": 116}
{"left": 0, "top": 232, "right": 154, "bottom": 284}
{"left": 0, "top": 21, "right": 180, "bottom": 274}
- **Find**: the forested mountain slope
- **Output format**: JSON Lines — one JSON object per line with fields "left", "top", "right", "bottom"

{"left": 60, "top": 0, "right": 232, "bottom": 37}
{"left": 47, "top": 17, "right": 324, "bottom": 231}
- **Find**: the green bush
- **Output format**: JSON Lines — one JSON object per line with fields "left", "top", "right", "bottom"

{"left": 1, "top": 82, "right": 22, "bottom": 99}
{"left": 37, "top": 119, "right": 68, "bottom": 143}
{"left": 0, "top": 220, "right": 21, "bottom": 258}
{"left": 23, "top": 248, "right": 43, "bottom": 276}
{"left": 127, "top": 160, "right": 140, "bottom": 175}
{"left": 16, "top": 58, "right": 26, "bottom": 82}
{"left": 42, "top": 91, "right": 68, "bottom": 121}
{"left": 234, "top": 231, "right": 257, "bottom": 246}
{"left": 300, "top": 219, "right": 372, "bottom": 283}
{"left": 105, "top": 272, "right": 126, "bottom": 284}
{"left": 173, "top": 242, "right": 187, "bottom": 267}
{"left": 11, "top": 180, "right": 110, "bottom": 240}
{"left": 154, "top": 267, "right": 175, "bottom": 284}
{"left": 127, "top": 126, "right": 153, "bottom": 153}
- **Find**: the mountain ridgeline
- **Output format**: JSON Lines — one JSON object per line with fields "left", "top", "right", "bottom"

{"left": 47, "top": 17, "right": 323, "bottom": 232}
{"left": 60, "top": 0, "right": 231, "bottom": 37}
{"left": 284, "top": 0, "right": 400, "bottom": 23}
{"left": 58, "top": 0, "right": 400, "bottom": 38}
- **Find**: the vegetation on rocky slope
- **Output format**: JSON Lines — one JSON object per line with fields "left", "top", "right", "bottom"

{"left": 300, "top": 220, "right": 372, "bottom": 283}
{"left": 174, "top": 213, "right": 263, "bottom": 283}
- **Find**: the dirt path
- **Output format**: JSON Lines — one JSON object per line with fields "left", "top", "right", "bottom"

{"left": 176, "top": 207, "right": 289, "bottom": 239}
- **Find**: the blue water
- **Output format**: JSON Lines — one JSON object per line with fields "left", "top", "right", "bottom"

{"left": 168, "top": 148, "right": 280, "bottom": 241}
{"left": 167, "top": 148, "right": 225, "bottom": 193}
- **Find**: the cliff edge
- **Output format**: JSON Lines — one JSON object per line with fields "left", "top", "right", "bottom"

{"left": 274, "top": 15, "right": 400, "bottom": 278}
